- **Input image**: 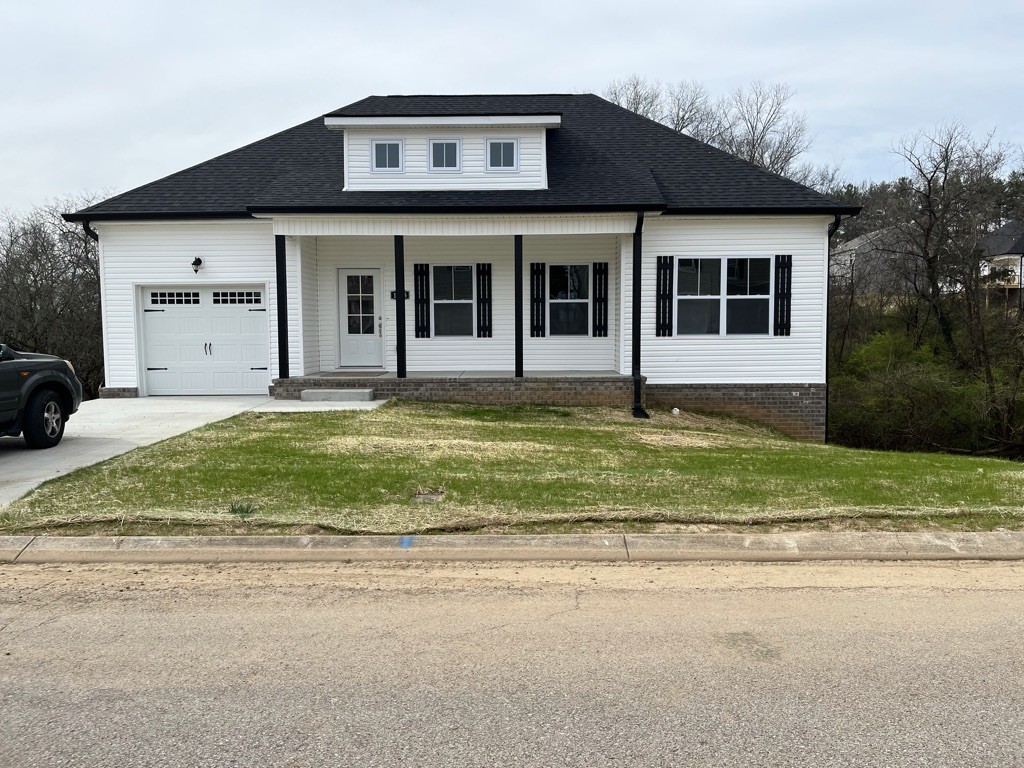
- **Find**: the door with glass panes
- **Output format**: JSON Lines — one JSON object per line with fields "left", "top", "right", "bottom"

{"left": 337, "top": 269, "right": 383, "bottom": 367}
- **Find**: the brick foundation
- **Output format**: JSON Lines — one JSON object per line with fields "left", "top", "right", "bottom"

{"left": 645, "top": 383, "right": 826, "bottom": 441}
{"left": 271, "top": 376, "right": 636, "bottom": 408}
{"left": 98, "top": 387, "right": 139, "bottom": 398}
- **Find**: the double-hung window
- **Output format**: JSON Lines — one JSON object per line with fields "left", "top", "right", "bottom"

{"left": 549, "top": 264, "right": 589, "bottom": 335}
{"left": 432, "top": 265, "right": 474, "bottom": 336}
{"left": 677, "top": 257, "right": 772, "bottom": 335}
{"left": 486, "top": 139, "right": 518, "bottom": 171}
{"left": 371, "top": 140, "right": 403, "bottom": 172}
{"left": 429, "top": 139, "right": 461, "bottom": 172}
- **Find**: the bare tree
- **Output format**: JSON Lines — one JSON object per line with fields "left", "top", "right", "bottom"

{"left": 604, "top": 76, "right": 825, "bottom": 186}
{"left": 603, "top": 75, "right": 664, "bottom": 122}
{"left": 0, "top": 195, "right": 104, "bottom": 398}
{"left": 663, "top": 80, "right": 716, "bottom": 142}
{"left": 715, "top": 81, "right": 813, "bottom": 179}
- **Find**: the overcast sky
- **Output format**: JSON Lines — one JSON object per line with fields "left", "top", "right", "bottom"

{"left": 1, "top": 0, "right": 1021, "bottom": 212}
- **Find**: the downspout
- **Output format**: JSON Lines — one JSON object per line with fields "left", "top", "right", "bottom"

{"left": 631, "top": 211, "right": 649, "bottom": 419}
{"left": 824, "top": 213, "right": 842, "bottom": 443}
{"left": 82, "top": 221, "right": 99, "bottom": 242}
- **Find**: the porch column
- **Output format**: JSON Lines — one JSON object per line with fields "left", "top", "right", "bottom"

{"left": 394, "top": 235, "right": 407, "bottom": 379}
{"left": 631, "top": 213, "right": 648, "bottom": 418}
{"left": 514, "top": 235, "right": 524, "bottom": 377}
{"left": 275, "top": 234, "right": 289, "bottom": 379}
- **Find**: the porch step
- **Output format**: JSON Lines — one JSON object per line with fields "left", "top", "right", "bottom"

{"left": 300, "top": 388, "right": 375, "bottom": 402}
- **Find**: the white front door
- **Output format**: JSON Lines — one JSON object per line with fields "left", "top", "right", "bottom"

{"left": 142, "top": 285, "right": 269, "bottom": 395}
{"left": 338, "top": 269, "right": 384, "bottom": 367}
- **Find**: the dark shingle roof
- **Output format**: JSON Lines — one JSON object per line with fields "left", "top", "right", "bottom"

{"left": 67, "top": 94, "right": 858, "bottom": 221}
{"left": 981, "top": 220, "right": 1024, "bottom": 258}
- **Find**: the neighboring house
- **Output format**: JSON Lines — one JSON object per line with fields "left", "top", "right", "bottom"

{"left": 980, "top": 220, "right": 1024, "bottom": 302}
{"left": 65, "top": 94, "right": 858, "bottom": 440}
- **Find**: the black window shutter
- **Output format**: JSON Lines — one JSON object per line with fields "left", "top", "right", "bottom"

{"left": 413, "top": 263, "right": 431, "bottom": 338}
{"left": 476, "top": 263, "right": 492, "bottom": 338}
{"left": 530, "top": 262, "right": 546, "bottom": 337}
{"left": 774, "top": 254, "right": 792, "bottom": 337}
{"left": 592, "top": 262, "right": 609, "bottom": 337}
{"left": 656, "top": 256, "right": 673, "bottom": 336}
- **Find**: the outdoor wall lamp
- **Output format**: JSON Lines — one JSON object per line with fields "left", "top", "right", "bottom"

{"left": 191, "top": 257, "right": 203, "bottom": 274}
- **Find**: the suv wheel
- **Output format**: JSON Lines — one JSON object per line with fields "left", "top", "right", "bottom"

{"left": 23, "top": 390, "right": 65, "bottom": 449}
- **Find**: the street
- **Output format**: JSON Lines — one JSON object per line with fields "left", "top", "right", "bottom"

{"left": 2, "top": 560, "right": 1023, "bottom": 767}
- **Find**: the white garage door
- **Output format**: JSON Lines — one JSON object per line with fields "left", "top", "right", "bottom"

{"left": 142, "top": 286, "right": 269, "bottom": 395}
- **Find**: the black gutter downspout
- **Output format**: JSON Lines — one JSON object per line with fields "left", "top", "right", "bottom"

{"left": 824, "top": 213, "right": 842, "bottom": 443}
{"left": 514, "top": 235, "right": 524, "bottom": 378}
{"left": 631, "top": 212, "right": 649, "bottom": 419}
{"left": 82, "top": 221, "right": 99, "bottom": 242}
{"left": 394, "top": 235, "right": 407, "bottom": 379}
{"left": 274, "top": 235, "right": 289, "bottom": 380}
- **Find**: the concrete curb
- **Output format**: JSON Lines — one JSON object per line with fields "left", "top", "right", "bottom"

{"left": 3, "top": 532, "right": 1024, "bottom": 564}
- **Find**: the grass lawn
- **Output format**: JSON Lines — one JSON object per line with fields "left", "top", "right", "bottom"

{"left": 3, "top": 400, "right": 1024, "bottom": 536}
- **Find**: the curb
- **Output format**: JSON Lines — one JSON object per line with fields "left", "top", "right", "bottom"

{"left": 3, "top": 532, "right": 1024, "bottom": 564}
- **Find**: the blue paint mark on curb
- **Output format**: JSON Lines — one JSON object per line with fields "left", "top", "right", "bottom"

{"left": 399, "top": 535, "right": 415, "bottom": 550}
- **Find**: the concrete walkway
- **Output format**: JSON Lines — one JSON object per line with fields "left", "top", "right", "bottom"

{"left": 3, "top": 531, "right": 1023, "bottom": 564}
{"left": 0, "top": 396, "right": 386, "bottom": 506}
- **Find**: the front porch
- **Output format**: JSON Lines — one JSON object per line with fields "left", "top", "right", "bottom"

{"left": 271, "top": 370, "right": 637, "bottom": 407}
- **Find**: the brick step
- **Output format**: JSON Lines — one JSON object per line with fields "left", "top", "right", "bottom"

{"left": 300, "top": 388, "right": 375, "bottom": 402}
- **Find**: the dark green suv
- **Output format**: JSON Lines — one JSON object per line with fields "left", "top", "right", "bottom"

{"left": 0, "top": 344, "right": 83, "bottom": 448}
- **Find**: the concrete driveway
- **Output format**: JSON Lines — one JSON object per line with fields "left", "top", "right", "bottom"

{"left": 0, "top": 396, "right": 271, "bottom": 506}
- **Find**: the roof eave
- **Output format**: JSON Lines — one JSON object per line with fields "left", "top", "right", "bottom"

{"left": 661, "top": 205, "right": 862, "bottom": 217}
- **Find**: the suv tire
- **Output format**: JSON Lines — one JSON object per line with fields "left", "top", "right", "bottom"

{"left": 23, "top": 389, "right": 65, "bottom": 449}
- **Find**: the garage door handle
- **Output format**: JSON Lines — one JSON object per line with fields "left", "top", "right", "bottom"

{"left": 204, "top": 343, "right": 209, "bottom": 355}
{"left": 147, "top": 367, "right": 168, "bottom": 371}
{"left": 144, "top": 309, "right": 165, "bottom": 313}
{"left": 250, "top": 367, "right": 268, "bottom": 371}
{"left": 249, "top": 308, "right": 266, "bottom": 312}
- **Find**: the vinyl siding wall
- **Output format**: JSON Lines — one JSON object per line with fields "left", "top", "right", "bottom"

{"left": 94, "top": 220, "right": 299, "bottom": 392}
{"left": 623, "top": 216, "right": 830, "bottom": 384}
{"left": 298, "top": 237, "right": 320, "bottom": 374}
{"left": 310, "top": 234, "right": 618, "bottom": 372}
{"left": 344, "top": 128, "right": 546, "bottom": 191}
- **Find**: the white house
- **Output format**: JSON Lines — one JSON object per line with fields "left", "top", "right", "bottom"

{"left": 65, "top": 94, "right": 858, "bottom": 440}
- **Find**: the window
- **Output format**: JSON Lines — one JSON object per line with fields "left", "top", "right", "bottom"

{"left": 429, "top": 139, "right": 461, "bottom": 172}
{"left": 486, "top": 139, "right": 518, "bottom": 171}
{"left": 212, "top": 290, "right": 262, "bottom": 305}
{"left": 676, "top": 257, "right": 771, "bottom": 335}
{"left": 432, "top": 265, "right": 474, "bottom": 336}
{"left": 151, "top": 291, "right": 199, "bottom": 305}
{"left": 371, "top": 140, "right": 403, "bottom": 172}
{"left": 549, "top": 264, "right": 589, "bottom": 335}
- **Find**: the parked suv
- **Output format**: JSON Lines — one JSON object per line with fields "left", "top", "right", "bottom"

{"left": 0, "top": 344, "right": 83, "bottom": 448}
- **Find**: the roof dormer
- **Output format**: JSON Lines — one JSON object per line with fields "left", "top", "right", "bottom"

{"left": 325, "top": 112, "right": 561, "bottom": 192}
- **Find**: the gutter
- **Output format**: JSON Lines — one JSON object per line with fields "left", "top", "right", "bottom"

{"left": 81, "top": 221, "right": 99, "bottom": 242}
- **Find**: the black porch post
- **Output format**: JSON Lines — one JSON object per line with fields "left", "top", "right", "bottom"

{"left": 274, "top": 234, "right": 289, "bottom": 379}
{"left": 514, "top": 235, "right": 524, "bottom": 377}
{"left": 631, "top": 212, "right": 649, "bottom": 418}
{"left": 394, "top": 235, "right": 407, "bottom": 379}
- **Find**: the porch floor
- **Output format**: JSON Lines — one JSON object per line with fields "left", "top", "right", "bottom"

{"left": 305, "top": 370, "right": 624, "bottom": 379}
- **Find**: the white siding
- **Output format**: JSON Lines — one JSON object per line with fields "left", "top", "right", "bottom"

{"left": 344, "top": 128, "right": 546, "bottom": 191}
{"left": 271, "top": 213, "right": 636, "bottom": 237}
{"left": 310, "top": 234, "right": 617, "bottom": 373}
{"left": 299, "top": 237, "right": 320, "bottom": 374}
{"left": 94, "top": 220, "right": 292, "bottom": 393}
{"left": 404, "top": 237, "right": 515, "bottom": 371}
{"left": 622, "top": 216, "right": 830, "bottom": 384}
{"left": 522, "top": 235, "right": 618, "bottom": 371}
{"left": 315, "top": 237, "right": 395, "bottom": 372}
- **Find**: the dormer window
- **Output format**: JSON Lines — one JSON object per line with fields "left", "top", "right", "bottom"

{"left": 371, "top": 140, "right": 403, "bottom": 172}
{"left": 429, "top": 139, "right": 461, "bottom": 172}
{"left": 486, "top": 139, "right": 518, "bottom": 171}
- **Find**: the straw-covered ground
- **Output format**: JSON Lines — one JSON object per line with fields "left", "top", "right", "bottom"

{"left": 3, "top": 400, "right": 1023, "bottom": 535}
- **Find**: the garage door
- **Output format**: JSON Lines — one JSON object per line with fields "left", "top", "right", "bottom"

{"left": 142, "top": 286, "right": 269, "bottom": 395}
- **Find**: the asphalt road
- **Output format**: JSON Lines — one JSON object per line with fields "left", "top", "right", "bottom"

{"left": 2, "top": 561, "right": 1023, "bottom": 767}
